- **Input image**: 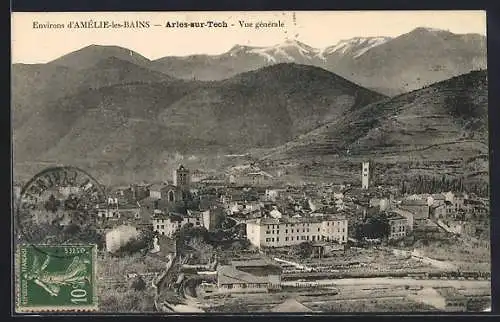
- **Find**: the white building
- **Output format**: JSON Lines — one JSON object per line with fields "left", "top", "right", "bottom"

{"left": 152, "top": 210, "right": 213, "bottom": 237}
{"left": 269, "top": 207, "right": 282, "bottom": 219}
{"left": 246, "top": 214, "right": 348, "bottom": 248}
{"left": 105, "top": 225, "right": 139, "bottom": 253}
{"left": 59, "top": 186, "right": 82, "bottom": 197}
{"left": 362, "top": 161, "right": 370, "bottom": 189}
{"left": 390, "top": 208, "right": 414, "bottom": 231}
{"left": 443, "top": 191, "right": 455, "bottom": 203}
{"left": 333, "top": 192, "right": 344, "bottom": 200}
{"left": 265, "top": 189, "right": 285, "bottom": 201}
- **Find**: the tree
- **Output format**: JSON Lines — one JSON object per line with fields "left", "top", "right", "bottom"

{"left": 356, "top": 212, "right": 390, "bottom": 240}
{"left": 138, "top": 226, "right": 155, "bottom": 251}
{"left": 174, "top": 223, "right": 209, "bottom": 245}
{"left": 230, "top": 239, "right": 250, "bottom": 251}
{"left": 291, "top": 242, "right": 314, "bottom": 259}
{"left": 187, "top": 237, "right": 214, "bottom": 263}
{"left": 354, "top": 224, "right": 365, "bottom": 241}
{"left": 129, "top": 276, "right": 147, "bottom": 291}
{"left": 400, "top": 181, "right": 406, "bottom": 195}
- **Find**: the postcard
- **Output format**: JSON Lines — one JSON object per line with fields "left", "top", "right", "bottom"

{"left": 11, "top": 11, "right": 490, "bottom": 313}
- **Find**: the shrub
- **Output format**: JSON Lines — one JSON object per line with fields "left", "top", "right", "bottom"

{"left": 129, "top": 276, "right": 147, "bottom": 291}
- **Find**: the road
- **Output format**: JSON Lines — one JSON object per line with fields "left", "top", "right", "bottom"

{"left": 282, "top": 277, "right": 490, "bottom": 288}
{"left": 156, "top": 255, "right": 207, "bottom": 313}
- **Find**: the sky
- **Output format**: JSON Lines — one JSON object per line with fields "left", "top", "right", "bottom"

{"left": 12, "top": 11, "right": 486, "bottom": 63}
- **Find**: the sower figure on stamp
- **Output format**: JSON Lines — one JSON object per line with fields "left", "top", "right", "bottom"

{"left": 24, "top": 254, "right": 90, "bottom": 297}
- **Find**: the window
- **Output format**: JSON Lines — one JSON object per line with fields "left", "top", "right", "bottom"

{"left": 285, "top": 237, "right": 289, "bottom": 241}
{"left": 272, "top": 230, "right": 275, "bottom": 234}
{"left": 291, "top": 237, "right": 294, "bottom": 241}
{"left": 312, "top": 236, "right": 315, "bottom": 241}
{"left": 277, "top": 237, "right": 279, "bottom": 242}
{"left": 307, "top": 228, "right": 309, "bottom": 232}
{"left": 318, "top": 228, "right": 320, "bottom": 232}
{"left": 272, "top": 238, "right": 275, "bottom": 242}
{"left": 327, "top": 222, "right": 330, "bottom": 226}
{"left": 277, "top": 231, "right": 280, "bottom": 234}
{"left": 306, "top": 236, "right": 309, "bottom": 240}
{"left": 161, "top": 225, "right": 165, "bottom": 229}
{"left": 266, "top": 231, "right": 270, "bottom": 234}
{"left": 285, "top": 229, "right": 288, "bottom": 233}
{"left": 156, "top": 225, "right": 160, "bottom": 229}
{"left": 303, "top": 229, "right": 305, "bottom": 232}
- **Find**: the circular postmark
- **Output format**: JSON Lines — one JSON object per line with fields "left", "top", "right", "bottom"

{"left": 16, "top": 166, "right": 108, "bottom": 258}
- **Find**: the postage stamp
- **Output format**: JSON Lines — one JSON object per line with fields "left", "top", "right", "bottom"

{"left": 16, "top": 244, "right": 98, "bottom": 312}
{"left": 16, "top": 166, "right": 107, "bottom": 255}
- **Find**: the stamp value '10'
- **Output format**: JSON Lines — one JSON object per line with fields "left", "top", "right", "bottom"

{"left": 16, "top": 244, "right": 97, "bottom": 312}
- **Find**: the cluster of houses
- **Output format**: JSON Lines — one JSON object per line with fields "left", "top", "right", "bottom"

{"left": 26, "top": 160, "right": 489, "bottom": 255}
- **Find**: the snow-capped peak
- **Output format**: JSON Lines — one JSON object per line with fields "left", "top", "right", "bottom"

{"left": 226, "top": 36, "right": 391, "bottom": 62}
{"left": 413, "top": 27, "right": 447, "bottom": 33}
{"left": 320, "top": 36, "right": 392, "bottom": 59}
{"left": 246, "top": 39, "right": 319, "bottom": 63}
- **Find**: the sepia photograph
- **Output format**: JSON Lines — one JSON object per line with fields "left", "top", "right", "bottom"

{"left": 11, "top": 11, "right": 490, "bottom": 313}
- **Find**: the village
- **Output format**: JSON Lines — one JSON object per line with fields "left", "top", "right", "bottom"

{"left": 13, "top": 161, "right": 491, "bottom": 312}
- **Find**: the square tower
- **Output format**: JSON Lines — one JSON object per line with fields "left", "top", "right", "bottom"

{"left": 173, "top": 165, "right": 191, "bottom": 189}
{"left": 362, "top": 161, "right": 371, "bottom": 189}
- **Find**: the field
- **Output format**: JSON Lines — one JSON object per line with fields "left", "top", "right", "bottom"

{"left": 412, "top": 237, "right": 490, "bottom": 270}
{"left": 96, "top": 252, "right": 168, "bottom": 312}
{"left": 200, "top": 281, "right": 490, "bottom": 312}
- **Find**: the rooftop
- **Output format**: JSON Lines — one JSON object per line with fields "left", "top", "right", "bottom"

{"left": 152, "top": 212, "right": 196, "bottom": 221}
{"left": 387, "top": 214, "right": 406, "bottom": 221}
{"left": 270, "top": 298, "right": 314, "bottom": 313}
{"left": 231, "top": 258, "right": 280, "bottom": 269}
{"left": 247, "top": 214, "right": 347, "bottom": 225}
{"left": 390, "top": 208, "right": 414, "bottom": 218}
{"left": 217, "top": 265, "right": 269, "bottom": 285}
{"left": 401, "top": 199, "right": 428, "bottom": 206}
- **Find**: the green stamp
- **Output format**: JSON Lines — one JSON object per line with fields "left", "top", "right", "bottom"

{"left": 16, "top": 244, "right": 97, "bottom": 312}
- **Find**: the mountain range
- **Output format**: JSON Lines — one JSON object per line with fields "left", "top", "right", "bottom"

{"left": 21, "top": 27, "right": 487, "bottom": 97}
{"left": 12, "top": 27, "right": 488, "bottom": 184}
{"left": 13, "top": 62, "right": 385, "bottom": 183}
{"left": 264, "top": 69, "right": 488, "bottom": 159}
{"left": 259, "top": 70, "right": 488, "bottom": 185}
